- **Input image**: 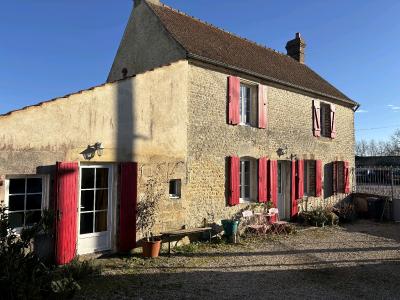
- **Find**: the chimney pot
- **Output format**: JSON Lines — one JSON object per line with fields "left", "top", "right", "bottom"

{"left": 286, "top": 32, "right": 306, "bottom": 64}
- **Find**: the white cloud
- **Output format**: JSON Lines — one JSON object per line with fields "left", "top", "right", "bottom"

{"left": 356, "top": 109, "right": 368, "bottom": 113}
{"left": 387, "top": 104, "right": 400, "bottom": 112}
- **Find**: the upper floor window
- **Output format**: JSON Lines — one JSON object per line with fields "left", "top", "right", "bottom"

{"left": 5, "top": 176, "right": 47, "bottom": 230}
{"left": 320, "top": 103, "right": 331, "bottom": 137}
{"left": 313, "top": 100, "right": 336, "bottom": 139}
{"left": 239, "top": 83, "right": 259, "bottom": 126}
{"left": 228, "top": 76, "right": 267, "bottom": 129}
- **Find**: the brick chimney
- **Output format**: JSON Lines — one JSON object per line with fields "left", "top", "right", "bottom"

{"left": 285, "top": 32, "right": 306, "bottom": 64}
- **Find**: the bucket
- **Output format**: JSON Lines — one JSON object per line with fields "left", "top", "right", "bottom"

{"left": 221, "top": 220, "right": 239, "bottom": 236}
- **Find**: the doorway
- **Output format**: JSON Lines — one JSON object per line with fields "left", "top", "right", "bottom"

{"left": 77, "top": 165, "right": 113, "bottom": 255}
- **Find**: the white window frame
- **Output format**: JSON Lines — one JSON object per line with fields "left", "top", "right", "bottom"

{"left": 169, "top": 179, "right": 181, "bottom": 199}
{"left": 78, "top": 165, "right": 113, "bottom": 238}
{"left": 4, "top": 175, "right": 49, "bottom": 233}
{"left": 239, "top": 157, "right": 257, "bottom": 203}
{"left": 239, "top": 83, "right": 252, "bottom": 125}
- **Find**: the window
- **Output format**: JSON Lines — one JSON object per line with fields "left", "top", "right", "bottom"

{"left": 5, "top": 176, "right": 46, "bottom": 230}
{"left": 239, "top": 157, "right": 257, "bottom": 202}
{"left": 303, "top": 160, "right": 316, "bottom": 196}
{"left": 320, "top": 103, "right": 331, "bottom": 137}
{"left": 169, "top": 179, "right": 181, "bottom": 198}
{"left": 80, "top": 167, "right": 110, "bottom": 235}
{"left": 335, "top": 162, "right": 345, "bottom": 193}
{"left": 239, "top": 83, "right": 258, "bottom": 126}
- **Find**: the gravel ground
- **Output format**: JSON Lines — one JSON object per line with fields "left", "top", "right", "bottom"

{"left": 75, "top": 220, "right": 400, "bottom": 300}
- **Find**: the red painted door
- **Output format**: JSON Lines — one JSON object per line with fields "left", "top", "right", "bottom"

{"left": 54, "top": 162, "right": 79, "bottom": 265}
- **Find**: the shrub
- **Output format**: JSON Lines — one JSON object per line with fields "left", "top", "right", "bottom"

{"left": 0, "top": 205, "right": 100, "bottom": 299}
{"left": 298, "top": 206, "right": 338, "bottom": 227}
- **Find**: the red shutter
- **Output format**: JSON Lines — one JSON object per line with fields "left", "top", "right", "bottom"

{"left": 313, "top": 100, "right": 321, "bottom": 137}
{"left": 54, "top": 162, "right": 79, "bottom": 265}
{"left": 291, "top": 160, "right": 298, "bottom": 217}
{"left": 258, "top": 85, "right": 267, "bottom": 129}
{"left": 344, "top": 161, "right": 350, "bottom": 193}
{"left": 296, "top": 160, "right": 304, "bottom": 199}
{"left": 330, "top": 104, "right": 336, "bottom": 139}
{"left": 258, "top": 157, "right": 268, "bottom": 203}
{"left": 229, "top": 156, "right": 240, "bottom": 206}
{"left": 228, "top": 76, "right": 240, "bottom": 125}
{"left": 119, "top": 162, "right": 138, "bottom": 252}
{"left": 268, "top": 160, "right": 278, "bottom": 208}
{"left": 315, "top": 160, "right": 322, "bottom": 197}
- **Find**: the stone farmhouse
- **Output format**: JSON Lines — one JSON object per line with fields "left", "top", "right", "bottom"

{"left": 0, "top": 0, "right": 358, "bottom": 264}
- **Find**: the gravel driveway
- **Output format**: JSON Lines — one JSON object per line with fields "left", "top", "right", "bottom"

{"left": 76, "top": 220, "right": 400, "bottom": 300}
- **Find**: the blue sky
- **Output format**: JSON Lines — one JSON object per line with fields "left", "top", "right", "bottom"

{"left": 1, "top": 0, "right": 399, "bottom": 142}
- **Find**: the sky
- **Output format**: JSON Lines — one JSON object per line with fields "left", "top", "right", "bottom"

{"left": 1, "top": 0, "right": 399, "bottom": 142}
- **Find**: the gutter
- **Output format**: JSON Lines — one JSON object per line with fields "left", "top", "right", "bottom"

{"left": 187, "top": 52, "right": 360, "bottom": 108}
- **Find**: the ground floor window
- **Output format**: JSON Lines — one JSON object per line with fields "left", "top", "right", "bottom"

{"left": 169, "top": 179, "right": 181, "bottom": 198}
{"left": 304, "top": 160, "right": 316, "bottom": 196}
{"left": 240, "top": 157, "right": 257, "bottom": 202}
{"left": 5, "top": 176, "right": 47, "bottom": 230}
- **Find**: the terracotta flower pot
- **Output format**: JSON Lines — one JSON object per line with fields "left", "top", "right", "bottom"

{"left": 142, "top": 240, "right": 161, "bottom": 258}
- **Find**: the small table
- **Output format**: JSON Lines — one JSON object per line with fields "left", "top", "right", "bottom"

{"left": 161, "top": 227, "right": 213, "bottom": 255}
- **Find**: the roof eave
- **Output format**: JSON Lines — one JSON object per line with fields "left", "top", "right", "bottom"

{"left": 187, "top": 52, "right": 359, "bottom": 108}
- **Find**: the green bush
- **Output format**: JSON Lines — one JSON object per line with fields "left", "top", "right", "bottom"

{"left": 0, "top": 205, "right": 100, "bottom": 299}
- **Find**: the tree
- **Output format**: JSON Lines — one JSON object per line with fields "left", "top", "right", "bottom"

{"left": 356, "top": 139, "right": 368, "bottom": 156}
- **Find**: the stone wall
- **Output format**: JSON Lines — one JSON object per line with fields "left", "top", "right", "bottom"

{"left": 183, "top": 62, "right": 355, "bottom": 227}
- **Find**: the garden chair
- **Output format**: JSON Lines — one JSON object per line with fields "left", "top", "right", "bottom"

{"left": 242, "top": 210, "right": 267, "bottom": 235}
{"left": 267, "top": 208, "right": 289, "bottom": 234}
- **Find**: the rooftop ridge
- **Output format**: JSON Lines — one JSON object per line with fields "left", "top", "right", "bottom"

{"left": 151, "top": 2, "right": 289, "bottom": 58}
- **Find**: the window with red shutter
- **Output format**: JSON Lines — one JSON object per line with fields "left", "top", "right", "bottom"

{"left": 313, "top": 100, "right": 321, "bottom": 137}
{"left": 330, "top": 104, "right": 336, "bottom": 139}
{"left": 228, "top": 76, "right": 240, "bottom": 125}
{"left": 228, "top": 156, "right": 240, "bottom": 206}
{"left": 344, "top": 161, "right": 350, "bottom": 193}
{"left": 258, "top": 85, "right": 267, "bottom": 129}
{"left": 315, "top": 160, "right": 322, "bottom": 197}
{"left": 268, "top": 160, "right": 278, "bottom": 208}
{"left": 291, "top": 160, "right": 298, "bottom": 217}
{"left": 296, "top": 160, "right": 304, "bottom": 199}
{"left": 258, "top": 157, "right": 268, "bottom": 203}
{"left": 55, "top": 161, "right": 79, "bottom": 265}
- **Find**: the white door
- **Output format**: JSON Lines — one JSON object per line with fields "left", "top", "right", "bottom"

{"left": 78, "top": 165, "right": 112, "bottom": 255}
{"left": 277, "top": 161, "right": 286, "bottom": 220}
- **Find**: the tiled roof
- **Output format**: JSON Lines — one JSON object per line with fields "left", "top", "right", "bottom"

{"left": 148, "top": 2, "right": 357, "bottom": 105}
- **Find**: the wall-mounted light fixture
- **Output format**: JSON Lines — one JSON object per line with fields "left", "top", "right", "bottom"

{"left": 94, "top": 142, "right": 104, "bottom": 156}
{"left": 80, "top": 142, "right": 105, "bottom": 160}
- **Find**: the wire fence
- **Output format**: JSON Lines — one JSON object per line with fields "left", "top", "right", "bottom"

{"left": 355, "top": 166, "right": 400, "bottom": 199}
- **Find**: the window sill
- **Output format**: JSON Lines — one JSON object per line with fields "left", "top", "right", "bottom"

{"left": 169, "top": 195, "right": 181, "bottom": 199}
{"left": 239, "top": 199, "right": 256, "bottom": 204}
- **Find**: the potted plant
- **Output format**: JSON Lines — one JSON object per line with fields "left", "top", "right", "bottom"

{"left": 136, "top": 179, "right": 163, "bottom": 258}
